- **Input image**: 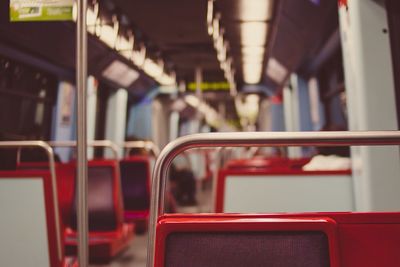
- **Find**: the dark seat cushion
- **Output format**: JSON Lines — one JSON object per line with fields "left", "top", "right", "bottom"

{"left": 120, "top": 160, "right": 149, "bottom": 211}
{"left": 165, "top": 231, "right": 330, "bottom": 267}
{"left": 71, "top": 166, "right": 117, "bottom": 231}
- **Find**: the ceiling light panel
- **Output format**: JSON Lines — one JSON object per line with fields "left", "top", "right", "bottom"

{"left": 243, "top": 62, "right": 263, "bottom": 84}
{"left": 102, "top": 60, "right": 139, "bottom": 88}
{"left": 240, "top": 22, "right": 267, "bottom": 46}
{"left": 239, "top": 0, "right": 273, "bottom": 21}
{"left": 242, "top": 46, "right": 265, "bottom": 56}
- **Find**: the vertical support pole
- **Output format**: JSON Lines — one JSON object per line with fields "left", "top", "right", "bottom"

{"left": 339, "top": 0, "right": 400, "bottom": 210}
{"left": 283, "top": 84, "right": 301, "bottom": 158}
{"left": 195, "top": 66, "right": 203, "bottom": 98}
{"left": 105, "top": 88, "right": 128, "bottom": 158}
{"left": 87, "top": 76, "right": 98, "bottom": 160}
{"left": 291, "top": 74, "right": 314, "bottom": 156}
{"left": 76, "top": 0, "right": 88, "bottom": 266}
{"left": 195, "top": 66, "right": 203, "bottom": 132}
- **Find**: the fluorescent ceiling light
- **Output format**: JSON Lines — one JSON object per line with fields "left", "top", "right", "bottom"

{"left": 157, "top": 72, "right": 176, "bottom": 86}
{"left": 86, "top": 8, "right": 98, "bottom": 34}
{"left": 99, "top": 24, "right": 118, "bottom": 48}
{"left": 242, "top": 46, "right": 265, "bottom": 56}
{"left": 132, "top": 45, "right": 146, "bottom": 67}
{"left": 143, "top": 58, "right": 163, "bottom": 78}
{"left": 242, "top": 55, "right": 264, "bottom": 64}
{"left": 159, "top": 85, "right": 178, "bottom": 94}
{"left": 207, "top": 0, "right": 214, "bottom": 35}
{"left": 240, "top": 22, "right": 267, "bottom": 46}
{"left": 184, "top": 95, "right": 200, "bottom": 107}
{"left": 102, "top": 60, "right": 139, "bottom": 88}
{"left": 266, "top": 57, "right": 288, "bottom": 84}
{"left": 116, "top": 33, "right": 134, "bottom": 52}
{"left": 239, "top": 0, "right": 273, "bottom": 21}
{"left": 212, "top": 16, "right": 220, "bottom": 41}
{"left": 243, "top": 62, "right": 263, "bottom": 84}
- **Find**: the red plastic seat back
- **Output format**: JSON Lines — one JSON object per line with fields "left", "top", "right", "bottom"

{"left": 155, "top": 213, "right": 400, "bottom": 267}
{"left": 70, "top": 160, "right": 123, "bottom": 232}
{"left": 0, "top": 170, "right": 64, "bottom": 267}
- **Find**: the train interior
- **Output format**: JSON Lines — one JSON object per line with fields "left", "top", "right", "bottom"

{"left": 1, "top": 0, "right": 400, "bottom": 266}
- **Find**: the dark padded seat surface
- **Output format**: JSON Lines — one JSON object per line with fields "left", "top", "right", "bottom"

{"left": 71, "top": 166, "right": 117, "bottom": 231}
{"left": 165, "top": 231, "right": 330, "bottom": 267}
{"left": 120, "top": 161, "right": 149, "bottom": 211}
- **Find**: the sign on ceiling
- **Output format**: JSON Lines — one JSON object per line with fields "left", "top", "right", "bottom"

{"left": 10, "top": 0, "right": 74, "bottom": 22}
{"left": 187, "top": 82, "right": 230, "bottom": 92}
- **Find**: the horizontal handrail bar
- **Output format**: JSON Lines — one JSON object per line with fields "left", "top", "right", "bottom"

{"left": 48, "top": 140, "right": 120, "bottom": 160}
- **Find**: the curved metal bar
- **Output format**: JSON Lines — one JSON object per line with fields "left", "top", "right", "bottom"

{"left": 123, "top": 141, "right": 161, "bottom": 158}
{"left": 0, "top": 141, "right": 62, "bottom": 262}
{"left": 147, "top": 131, "right": 400, "bottom": 267}
{"left": 48, "top": 140, "right": 120, "bottom": 160}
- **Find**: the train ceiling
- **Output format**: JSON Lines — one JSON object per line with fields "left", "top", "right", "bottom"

{"left": 112, "top": 0, "right": 339, "bottom": 92}
{"left": 0, "top": 0, "right": 339, "bottom": 98}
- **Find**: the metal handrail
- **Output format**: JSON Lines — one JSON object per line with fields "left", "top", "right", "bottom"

{"left": 123, "top": 141, "right": 161, "bottom": 158}
{"left": 146, "top": 131, "right": 400, "bottom": 267}
{"left": 0, "top": 141, "right": 62, "bottom": 262}
{"left": 48, "top": 140, "right": 120, "bottom": 160}
{"left": 76, "top": 0, "right": 88, "bottom": 264}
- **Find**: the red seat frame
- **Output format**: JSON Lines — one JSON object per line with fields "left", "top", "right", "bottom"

{"left": 119, "top": 156, "right": 151, "bottom": 223}
{"left": 0, "top": 170, "right": 67, "bottom": 267}
{"left": 63, "top": 159, "right": 134, "bottom": 262}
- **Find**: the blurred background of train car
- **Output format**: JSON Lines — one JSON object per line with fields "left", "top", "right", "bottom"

{"left": 1, "top": 0, "right": 400, "bottom": 266}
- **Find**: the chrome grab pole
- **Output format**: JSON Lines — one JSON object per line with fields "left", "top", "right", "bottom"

{"left": 76, "top": 0, "right": 88, "bottom": 265}
{"left": 124, "top": 141, "right": 161, "bottom": 158}
{"left": 146, "top": 131, "right": 400, "bottom": 267}
{"left": 0, "top": 141, "right": 62, "bottom": 262}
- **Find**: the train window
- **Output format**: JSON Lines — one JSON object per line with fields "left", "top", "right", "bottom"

{"left": 0, "top": 56, "right": 57, "bottom": 140}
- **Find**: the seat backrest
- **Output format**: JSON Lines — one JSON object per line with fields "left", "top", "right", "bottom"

{"left": 216, "top": 162, "right": 353, "bottom": 213}
{"left": 70, "top": 160, "right": 123, "bottom": 232}
{"left": 156, "top": 215, "right": 335, "bottom": 267}
{"left": 0, "top": 170, "right": 63, "bottom": 267}
{"left": 119, "top": 156, "right": 151, "bottom": 212}
{"left": 155, "top": 212, "right": 400, "bottom": 267}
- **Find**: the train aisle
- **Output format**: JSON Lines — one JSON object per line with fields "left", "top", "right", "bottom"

{"left": 89, "top": 234, "right": 147, "bottom": 267}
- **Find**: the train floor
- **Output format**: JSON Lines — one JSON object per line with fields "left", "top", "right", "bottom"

{"left": 90, "top": 180, "right": 213, "bottom": 267}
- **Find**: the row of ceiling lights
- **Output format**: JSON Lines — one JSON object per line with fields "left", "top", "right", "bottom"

{"left": 207, "top": 0, "right": 237, "bottom": 96}
{"left": 72, "top": 2, "right": 176, "bottom": 87}
{"left": 239, "top": 0, "right": 273, "bottom": 85}
{"left": 207, "top": 0, "right": 273, "bottom": 86}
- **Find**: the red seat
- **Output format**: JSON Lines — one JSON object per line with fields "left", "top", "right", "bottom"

{"left": 0, "top": 170, "right": 70, "bottom": 267}
{"left": 216, "top": 158, "right": 352, "bottom": 213}
{"left": 119, "top": 156, "right": 151, "bottom": 227}
{"left": 155, "top": 212, "right": 400, "bottom": 267}
{"left": 62, "top": 160, "right": 134, "bottom": 262}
